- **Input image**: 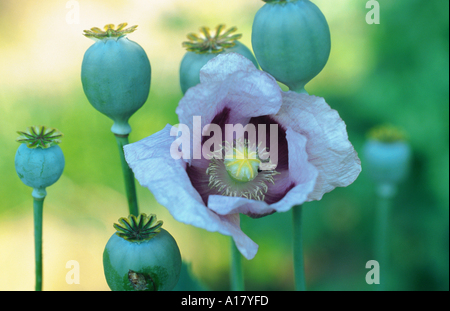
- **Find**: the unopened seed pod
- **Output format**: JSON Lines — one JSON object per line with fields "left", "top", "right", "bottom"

{"left": 180, "top": 24, "right": 259, "bottom": 94}
{"left": 363, "top": 125, "right": 411, "bottom": 186}
{"left": 252, "top": 0, "right": 331, "bottom": 93}
{"left": 81, "top": 23, "right": 151, "bottom": 135}
{"left": 15, "top": 126, "right": 65, "bottom": 199}
{"left": 103, "top": 214, "right": 182, "bottom": 291}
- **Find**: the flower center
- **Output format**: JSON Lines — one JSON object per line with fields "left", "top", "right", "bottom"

{"left": 224, "top": 140, "right": 260, "bottom": 182}
{"left": 206, "top": 139, "right": 279, "bottom": 201}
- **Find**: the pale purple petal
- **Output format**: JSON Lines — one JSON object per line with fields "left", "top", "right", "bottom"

{"left": 270, "top": 128, "right": 319, "bottom": 211}
{"left": 177, "top": 54, "right": 282, "bottom": 137}
{"left": 207, "top": 195, "right": 272, "bottom": 218}
{"left": 124, "top": 125, "right": 258, "bottom": 259}
{"left": 272, "top": 92, "right": 361, "bottom": 201}
{"left": 176, "top": 55, "right": 282, "bottom": 171}
{"left": 199, "top": 52, "right": 258, "bottom": 83}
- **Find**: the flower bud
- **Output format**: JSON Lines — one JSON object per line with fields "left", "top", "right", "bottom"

{"left": 81, "top": 23, "right": 151, "bottom": 135}
{"left": 180, "top": 24, "right": 259, "bottom": 94}
{"left": 15, "top": 126, "right": 65, "bottom": 199}
{"left": 251, "top": 0, "right": 331, "bottom": 93}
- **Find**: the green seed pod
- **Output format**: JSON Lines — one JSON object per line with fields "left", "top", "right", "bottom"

{"left": 15, "top": 126, "right": 65, "bottom": 199}
{"left": 180, "top": 24, "right": 259, "bottom": 94}
{"left": 81, "top": 23, "right": 151, "bottom": 135}
{"left": 103, "top": 214, "right": 182, "bottom": 291}
{"left": 251, "top": 0, "right": 331, "bottom": 93}
{"left": 363, "top": 125, "right": 411, "bottom": 186}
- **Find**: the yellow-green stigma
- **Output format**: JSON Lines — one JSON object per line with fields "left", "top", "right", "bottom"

{"left": 368, "top": 124, "right": 407, "bottom": 143}
{"left": 224, "top": 140, "right": 260, "bottom": 182}
{"left": 206, "top": 140, "right": 279, "bottom": 201}
{"left": 182, "top": 24, "right": 242, "bottom": 54}
{"left": 263, "top": 0, "right": 289, "bottom": 3}
{"left": 83, "top": 23, "right": 137, "bottom": 40}
{"left": 262, "top": 0, "right": 288, "bottom": 3}
{"left": 113, "top": 213, "right": 163, "bottom": 243}
{"left": 16, "top": 125, "right": 63, "bottom": 149}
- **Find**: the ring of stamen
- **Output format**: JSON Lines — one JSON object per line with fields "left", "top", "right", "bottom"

{"left": 206, "top": 139, "right": 279, "bottom": 201}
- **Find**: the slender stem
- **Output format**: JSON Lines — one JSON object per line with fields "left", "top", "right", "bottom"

{"left": 114, "top": 134, "right": 139, "bottom": 217}
{"left": 33, "top": 197, "right": 44, "bottom": 291}
{"left": 289, "top": 84, "right": 308, "bottom": 95}
{"left": 374, "top": 183, "right": 395, "bottom": 291}
{"left": 230, "top": 238, "right": 244, "bottom": 291}
{"left": 292, "top": 204, "right": 306, "bottom": 291}
{"left": 290, "top": 82, "right": 308, "bottom": 291}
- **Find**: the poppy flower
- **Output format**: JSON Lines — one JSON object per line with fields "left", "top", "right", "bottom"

{"left": 124, "top": 53, "right": 360, "bottom": 259}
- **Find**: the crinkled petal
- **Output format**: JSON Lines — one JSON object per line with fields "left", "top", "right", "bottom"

{"left": 199, "top": 52, "right": 258, "bottom": 84}
{"left": 270, "top": 128, "right": 319, "bottom": 211}
{"left": 208, "top": 195, "right": 271, "bottom": 218}
{"left": 272, "top": 92, "right": 361, "bottom": 201}
{"left": 124, "top": 124, "right": 258, "bottom": 259}
{"left": 176, "top": 53, "right": 282, "bottom": 157}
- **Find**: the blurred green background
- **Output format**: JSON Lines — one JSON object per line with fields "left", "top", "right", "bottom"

{"left": 0, "top": 0, "right": 448, "bottom": 291}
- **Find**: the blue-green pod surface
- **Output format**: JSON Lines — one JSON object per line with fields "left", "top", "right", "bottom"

{"left": 363, "top": 125, "right": 411, "bottom": 185}
{"left": 180, "top": 25, "right": 258, "bottom": 94}
{"left": 15, "top": 144, "right": 65, "bottom": 199}
{"left": 103, "top": 214, "right": 182, "bottom": 291}
{"left": 180, "top": 41, "right": 258, "bottom": 94}
{"left": 252, "top": 0, "right": 331, "bottom": 93}
{"left": 363, "top": 140, "right": 411, "bottom": 185}
{"left": 81, "top": 24, "right": 151, "bottom": 135}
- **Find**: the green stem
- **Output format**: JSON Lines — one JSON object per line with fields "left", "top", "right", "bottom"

{"left": 292, "top": 204, "right": 306, "bottom": 291}
{"left": 230, "top": 238, "right": 244, "bottom": 291}
{"left": 288, "top": 84, "right": 308, "bottom": 95}
{"left": 289, "top": 82, "right": 308, "bottom": 291}
{"left": 114, "top": 134, "right": 139, "bottom": 217}
{"left": 33, "top": 197, "right": 44, "bottom": 291}
{"left": 374, "top": 183, "right": 395, "bottom": 291}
